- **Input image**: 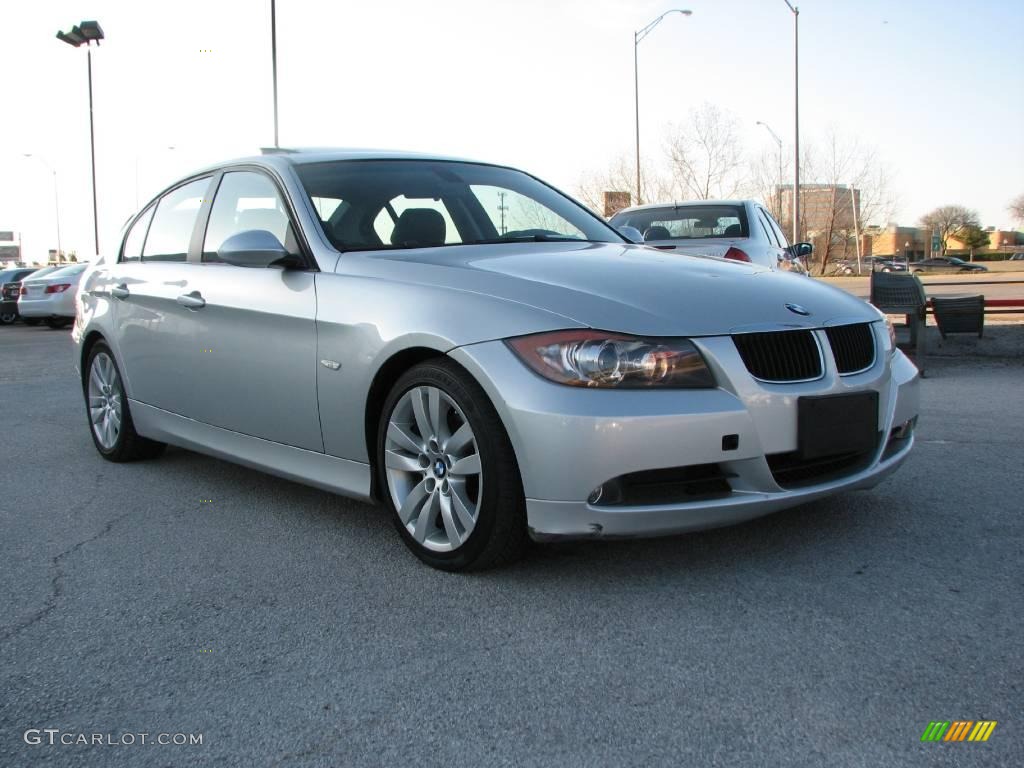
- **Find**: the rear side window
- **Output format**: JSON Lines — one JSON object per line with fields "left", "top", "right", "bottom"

{"left": 121, "top": 207, "right": 155, "bottom": 262}
{"left": 143, "top": 178, "right": 211, "bottom": 263}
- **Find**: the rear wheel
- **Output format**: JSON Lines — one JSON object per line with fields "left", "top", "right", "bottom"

{"left": 377, "top": 359, "right": 527, "bottom": 571}
{"left": 0, "top": 311, "right": 17, "bottom": 325}
{"left": 84, "top": 341, "right": 166, "bottom": 462}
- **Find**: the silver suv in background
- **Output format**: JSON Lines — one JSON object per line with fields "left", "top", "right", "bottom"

{"left": 609, "top": 200, "right": 812, "bottom": 273}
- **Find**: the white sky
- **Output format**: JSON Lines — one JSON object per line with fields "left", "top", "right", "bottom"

{"left": 1, "top": 0, "right": 1022, "bottom": 262}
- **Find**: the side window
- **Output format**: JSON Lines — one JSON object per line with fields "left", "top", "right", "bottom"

{"left": 756, "top": 208, "right": 781, "bottom": 247}
{"left": 143, "top": 178, "right": 211, "bottom": 262}
{"left": 203, "top": 172, "right": 291, "bottom": 263}
{"left": 121, "top": 206, "right": 154, "bottom": 262}
{"left": 765, "top": 210, "right": 790, "bottom": 248}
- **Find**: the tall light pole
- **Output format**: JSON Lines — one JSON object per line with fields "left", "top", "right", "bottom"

{"left": 634, "top": 9, "right": 692, "bottom": 206}
{"left": 23, "top": 154, "right": 63, "bottom": 262}
{"left": 782, "top": 1, "right": 800, "bottom": 244}
{"left": 271, "top": 0, "right": 280, "bottom": 147}
{"left": 755, "top": 121, "right": 783, "bottom": 219}
{"left": 56, "top": 20, "right": 104, "bottom": 257}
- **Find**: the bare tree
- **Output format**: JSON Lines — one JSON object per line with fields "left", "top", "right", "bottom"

{"left": 1009, "top": 193, "right": 1024, "bottom": 224}
{"left": 664, "top": 103, "right": 746, "bottom": 200}
{"left": 576, "top": 153, "right": 672, "bottom": 215}
{"left": 798, "top": 130, "right": 897, "bottom": 274}
{"left": 919, "top": 205, "right": 980, "bottom": 257}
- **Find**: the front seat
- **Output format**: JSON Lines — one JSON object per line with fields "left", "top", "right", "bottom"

{"left": 643, "top": 225, "right": 672, "bottom": 241}
{"left": 723, "top": 223, "right": 743, "bottom": 237}
{"left": 391, "top": 208, "right": 446, "bottom": 247}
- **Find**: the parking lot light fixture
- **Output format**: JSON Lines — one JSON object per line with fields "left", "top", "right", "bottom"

{"left": 56, "top": 20, "right": 104, "bottom": 257}
{"left": 781, "top": 0, "right": 800, "bottom": 245}
{"left": 634, "top": 9, "right": 692, "bottom": 206}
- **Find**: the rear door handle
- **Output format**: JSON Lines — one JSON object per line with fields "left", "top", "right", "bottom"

{"left": 111, "top": 284, "right": 130, "bottom": 299}
{"left": 176, "top": 291, "right": 206, "bottom": 310}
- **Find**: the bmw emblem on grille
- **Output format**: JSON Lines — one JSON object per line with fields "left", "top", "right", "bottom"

{"left": 785, "top": 303, "right": 811, "bottom": 316}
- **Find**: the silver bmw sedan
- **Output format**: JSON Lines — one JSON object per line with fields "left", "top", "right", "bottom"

{"left": 73, "top": 149, "right": 919, "bottom": 571}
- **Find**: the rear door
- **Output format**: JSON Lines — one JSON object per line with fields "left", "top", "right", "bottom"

{"left": 109, "top": 177, "right": 213, "bottom": 415}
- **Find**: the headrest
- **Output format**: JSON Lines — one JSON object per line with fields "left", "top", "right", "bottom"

{"left": 391, "top": 208, "right": 446, "bottom": 247}
{"left": 643, "top": 225, "right": 672, "bottom": 241}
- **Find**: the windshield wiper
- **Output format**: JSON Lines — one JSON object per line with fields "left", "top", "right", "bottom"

{"left": 469, "top": 235, "right": 588, "bottom": 245}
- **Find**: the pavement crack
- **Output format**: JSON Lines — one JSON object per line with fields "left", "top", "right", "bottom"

{"left": 0, "top": 500, "right": 135, "bottom": 644}
{"left": 0, "top": 487, "right": 251, "bottom": 644}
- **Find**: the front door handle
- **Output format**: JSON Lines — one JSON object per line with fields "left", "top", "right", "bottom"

{"left": 110, "top": 284, "right": 129, "bottom": 299}
{"left": 176, "top": 291, "right": 206, "bottom": 310}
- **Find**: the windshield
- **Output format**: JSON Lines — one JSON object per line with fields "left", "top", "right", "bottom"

{"left": 610, "top": 204, "right": 749, "bottom": 241}
{"left": 294, "top": 160, "right": 622, "bottom": 252}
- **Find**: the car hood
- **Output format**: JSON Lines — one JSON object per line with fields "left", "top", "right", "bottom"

{"left": 347, "top": 241, "right": 879, "bottom": 336}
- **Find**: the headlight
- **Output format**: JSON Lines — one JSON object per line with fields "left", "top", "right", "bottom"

{"left": 883, "top": 316, "right": 896, "bottom": 355}
{"left": 506, "top": 330, "right": 715, "bottom": 388}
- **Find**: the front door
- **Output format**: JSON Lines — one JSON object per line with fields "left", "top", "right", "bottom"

{"left": 179, "top": 170, "right": 322, "bottom": 452}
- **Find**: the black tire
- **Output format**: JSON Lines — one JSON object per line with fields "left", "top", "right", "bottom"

{"left": 84, "top": 341, "right": 166, "bottom": 462}
{"left": 0, "top": 311, "right": 17, "bottom": 325}
{"left": 376, "top": 359, "right": 527, "bottom": 571}
{"left": 22, "top": 317, "right": 41, "bottom": 326}
{"left": 45, "top": 317, "right": 71, "bottom": 329}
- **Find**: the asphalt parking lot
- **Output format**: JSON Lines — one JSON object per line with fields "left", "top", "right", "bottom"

{"left": 2, "top": 324, "right": 1021, "bottom": 767}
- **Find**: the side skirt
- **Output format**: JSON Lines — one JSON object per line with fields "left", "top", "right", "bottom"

{"left": 131, "top": 400, "right": 373, "bottom": 501}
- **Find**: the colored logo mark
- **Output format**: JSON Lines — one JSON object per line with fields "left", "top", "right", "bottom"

{"left": 921, "top": 721, "right": 997, "bottom": 742}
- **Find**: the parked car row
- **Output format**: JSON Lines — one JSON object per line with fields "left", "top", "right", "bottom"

{"left": 0, "top": 263, "right": 88, "bottom": 327}
{"left": 828, "top": 257, "right": 908, "bottom": 275}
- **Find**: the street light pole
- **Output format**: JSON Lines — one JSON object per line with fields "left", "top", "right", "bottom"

{"left": 633, "top": 9, "right": 692, "bottom": 207}
{"left": 271, "top": 0, "right": 280, "bottom": 148}
{"left": 23, "top": 154, "right": 62, "bottom": 262}
{"left": 782, "top": 1, "right": 800, "bottom": 245}
{"left": 56, "top": 20, "right": 104, "bottom": 258}
{"left": 756, "top": 121, "right": 783, "bottom": 218}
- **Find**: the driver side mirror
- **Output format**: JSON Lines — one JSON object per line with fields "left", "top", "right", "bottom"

{"left": 617, "top": 226, "right": 644, "bottom": 244}
{"left": 217, "top": 230, "right": 302, "bottom": 268}
{"left": 789, "top": 242, "right": 813, "bottom": 258}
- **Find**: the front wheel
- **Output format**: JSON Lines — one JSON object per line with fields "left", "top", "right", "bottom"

{"left": 377, "top": 359, "right": 527, "bottom": 571}
{"left": 0, "top": 311, "right": 17, "bottom": 325}
{"left": 84, "top": 341, "right": 166, "bottom": 462}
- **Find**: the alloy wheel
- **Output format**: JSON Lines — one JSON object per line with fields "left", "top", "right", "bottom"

{"left": 88, "top": 352, "right": 123, "bottom": 450}
{"left": 384, "top": 385, "right": 482, "bottom": 552}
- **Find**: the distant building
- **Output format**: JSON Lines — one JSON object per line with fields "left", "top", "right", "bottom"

{"left": 861, "top": 225, "right": 1022, "bottom": 259}
{"left": 777, "top": 184, "right": 861, "bottom": 241}
{"left": 602, "top": 191, "right": 631, "bottom": 218}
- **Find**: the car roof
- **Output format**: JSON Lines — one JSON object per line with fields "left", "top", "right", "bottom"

{"left": 190, "top": 147, "right": 484, "bottom": 177}
{"left": 611, "top": 200, "right": 752, "bottom": 216}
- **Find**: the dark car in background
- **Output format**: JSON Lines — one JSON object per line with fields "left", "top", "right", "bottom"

{"left": 910, "top": 257, "right": 989, "bottom": 274}
{"left": 0, "top": 266, "right": 59, "bottom": 325}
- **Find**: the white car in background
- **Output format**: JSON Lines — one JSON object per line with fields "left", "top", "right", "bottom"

{"left": 609, "top": 200, "right": 812, "bottom": 273}
{"left": 18, "top": 263, "right": 88, "bottom": 328}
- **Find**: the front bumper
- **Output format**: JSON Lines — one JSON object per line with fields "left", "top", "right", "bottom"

{"left": 449, "top": 330, "right": 920, "bottom": 541}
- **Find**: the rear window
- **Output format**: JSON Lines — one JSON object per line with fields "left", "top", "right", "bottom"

{"left": 43, "top": 264, "right": 87, "bottom": 280}
{"left": 613, "top": 204, "right": 748, "bottom": 241}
